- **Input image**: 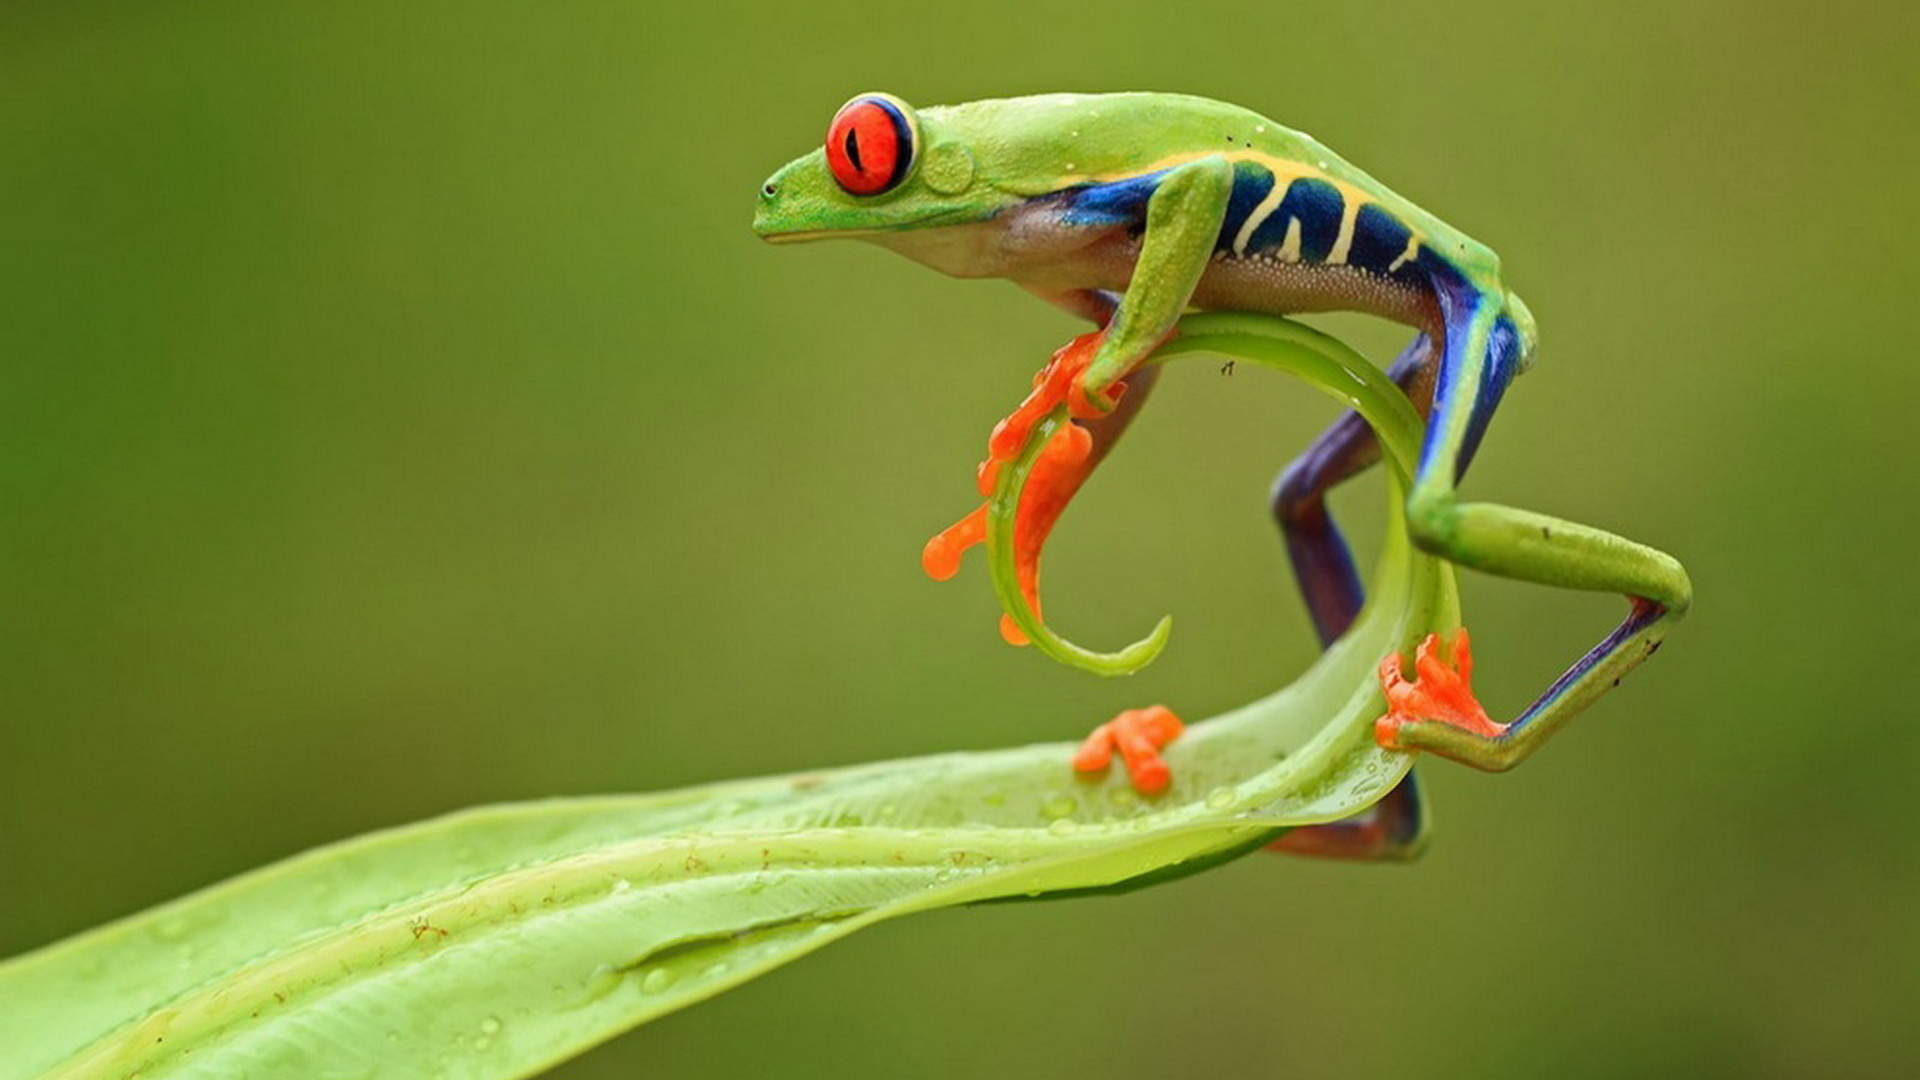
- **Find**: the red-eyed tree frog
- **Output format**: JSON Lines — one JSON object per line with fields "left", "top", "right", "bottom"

{"left": 753, "top": 92, "right": 1691, "bottom": 859}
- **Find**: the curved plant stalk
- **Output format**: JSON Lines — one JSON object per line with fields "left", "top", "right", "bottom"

{"left": 983, "top": 403, "right": 1176, "bottom": 675}
{"left": 988, "top": 311, "right": 1426, "bottom": 675}
{"left": 0, "top": 312, "right": 1455, "bottom": 1080}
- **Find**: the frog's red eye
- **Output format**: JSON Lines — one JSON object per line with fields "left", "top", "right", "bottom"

{"left": 825, "top": 96, "right": 914, "bottom": 196}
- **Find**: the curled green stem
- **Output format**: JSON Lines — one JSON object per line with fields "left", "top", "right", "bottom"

{"left": 983, "top": 312, "right": 1425, "bottom": 678}
{"left": 984, "top": 405, "right": 1173, "bottom": 676}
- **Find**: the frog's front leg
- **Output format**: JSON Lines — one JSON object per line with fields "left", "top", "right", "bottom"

{"left": 1073, "top": 155, "right": 1235, "bottom": 413}
{"left": 1389, "top": 285, "right": 1693, "bottom": 770}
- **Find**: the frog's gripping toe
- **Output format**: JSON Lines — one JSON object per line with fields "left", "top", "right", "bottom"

{"left": 1073, "top": 705, "right": 1184, "bottom": 795}
{"left": 1374, "top": 629, "right": 1506, "bottom": 751}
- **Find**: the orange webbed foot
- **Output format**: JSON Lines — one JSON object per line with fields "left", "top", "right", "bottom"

{"left": 924, "top": 331, "right": 1112, "bottom": 645}
{"left": 1374, "top": 629, "right": 1507, "bottom": 750}
{"left": 1073, "top": 705, "right": 1185, "bottom": 795}
{"left": 986, "top": 331, "right": 1110, "bottom": 462}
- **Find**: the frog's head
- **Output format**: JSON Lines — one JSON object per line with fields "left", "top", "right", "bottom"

{"left": 753, "top": 93, "right": 1002, "bottom": 243}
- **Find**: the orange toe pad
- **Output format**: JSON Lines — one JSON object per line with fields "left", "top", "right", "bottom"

{"left": 1374, "top": 629, "right": 1507, "bottom": 749}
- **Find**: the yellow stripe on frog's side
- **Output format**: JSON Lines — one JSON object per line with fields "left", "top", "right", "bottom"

{"left": 1232, "top": 178, "right": 1288, "bottom": 256}
{"left": 1066, "top": 149, "right": 1433, "bottom": 272}
{"left": 1387, "top": 233, "right": 1422, "bottom": 273}
{"left": 1274, "top": 217, "right": 1304, "bottom": 263}
{"left": 1325, "top": 196, "right": 1363, "bottom": 266}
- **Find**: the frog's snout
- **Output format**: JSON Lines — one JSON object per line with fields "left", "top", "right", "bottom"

{"left": 751, "top": 174, "right": 783, "bottom": 239}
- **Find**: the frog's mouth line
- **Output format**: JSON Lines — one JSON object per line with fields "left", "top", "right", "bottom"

{"left": 753, "top": 205, "right": 997, "bottom": 245}
{"left": 754, "top": 227, "right": 886, "bottom": 244}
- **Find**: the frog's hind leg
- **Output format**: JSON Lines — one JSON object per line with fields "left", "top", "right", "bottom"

{"left": 1271, "top": 333, "right": 1437, "bottom": 646}
{"left": 1385, "top": 281, "right": 1692, "bottom": 771}
{"left": 1264, "top": 333, "right": 1437, "bottom": 861}
{"left": 1269, "top": 768, "right": 1428, "bottom": 860}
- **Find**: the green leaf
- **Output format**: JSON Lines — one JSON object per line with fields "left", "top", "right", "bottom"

{"left": 0, "top": 312, "right": 1456, "bottom": 1080}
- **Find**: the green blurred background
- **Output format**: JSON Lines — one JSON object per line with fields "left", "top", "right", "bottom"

{"left": 2, "top": 0, "right": 1915, "bottom": 1076}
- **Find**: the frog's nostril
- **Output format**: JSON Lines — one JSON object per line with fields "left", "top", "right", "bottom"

{"left": 762, "top": 182, "right": 778, "bottom": 197}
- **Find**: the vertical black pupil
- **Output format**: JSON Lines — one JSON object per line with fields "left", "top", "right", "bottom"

{"left": 843, "top": 128, "right": 863, "bottom": 172}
